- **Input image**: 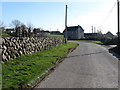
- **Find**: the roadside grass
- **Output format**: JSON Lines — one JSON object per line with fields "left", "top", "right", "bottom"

{"left": 2, "top": 42, "right": 78, "bottom": 89}
{"left": 77, "top": 40, "right": 104, "bottom": 44}
{"left": 47, "top": 34, "right": 64, "bottom": 38}
{"left": 109, "top": 46, "right": 120, "bottom": 55}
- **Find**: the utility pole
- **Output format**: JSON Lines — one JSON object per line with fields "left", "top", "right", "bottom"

{"left": 94, "top": 27, "right": 96, "bottom": 33}
{"left": 92, "top": 25, "right": 93, "bottom": 33}
{"left": 65, "top": 5, "right": 68, "bottom": 43}
{"left": 117, "top": 0, "right": 120, "bottom": 48}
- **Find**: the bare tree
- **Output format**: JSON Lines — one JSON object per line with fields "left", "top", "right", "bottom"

{"left": 11, "top": 20, "right": 21, "bottom": 28}
{"left": 10, "top": 20, "right": 22, "bottom": 37}
{"left": 21, "top": 24, "right": 27, "bottom": 37}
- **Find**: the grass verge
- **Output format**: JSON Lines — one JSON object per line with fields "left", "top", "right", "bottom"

{"left": 77, "top": 40, "right": 104, "bottom": 44}
{"left": 2, "top": 42, "right": 78, "bottom": 89}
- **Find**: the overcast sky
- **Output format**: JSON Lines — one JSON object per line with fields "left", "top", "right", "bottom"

{"left": 1, "top": 0, "right": 119, "bottom": 35}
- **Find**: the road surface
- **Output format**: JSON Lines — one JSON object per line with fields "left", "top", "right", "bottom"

{"left": 35, "top": 41, "right": 118, "bottom": 88}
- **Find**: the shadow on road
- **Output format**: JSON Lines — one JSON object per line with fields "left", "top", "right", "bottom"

{"left": 65, "top": 50, "right": 120, "bottom": 61}
{"left": 65, "top": 51, "right": 107, "bottom": 59}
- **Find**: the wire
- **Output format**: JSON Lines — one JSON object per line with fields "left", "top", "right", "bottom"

{"left": 101, "top": 2, "right": 117, "bottom": 27}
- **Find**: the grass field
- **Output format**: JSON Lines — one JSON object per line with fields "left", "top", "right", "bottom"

{"left": 47, "top": 34, "right": 64, "bottom": 38}
{"left": 2, "top": 42, "right": 78, "bottom": 89}
{"left": 2, "top": 34, "right": 12, "bottom": 38}
{"left": 77, "top": 40, "right": 104, "bottom": 44}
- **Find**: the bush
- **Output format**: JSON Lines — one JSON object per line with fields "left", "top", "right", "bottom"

{"left": 101, "top": 37, "right": 117, "bottom": 45}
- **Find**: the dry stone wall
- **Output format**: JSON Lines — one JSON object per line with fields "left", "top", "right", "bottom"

{"left": 2, "top": 37, "right": 65, "bottom": 62}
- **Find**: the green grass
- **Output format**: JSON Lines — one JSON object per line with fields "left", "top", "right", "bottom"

{"left": 2, "top": 42, "right": 78, "bottom": 89}
{"left": 48, "top": 34, "right": 64, "bottom": 38}
{"left": 2, "top": 34, "right": 12, "bottom": 38}
{"left": 77, "top": 40, "right": 104, "bottom": 44}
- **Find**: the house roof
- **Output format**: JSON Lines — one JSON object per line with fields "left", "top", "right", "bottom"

{"left": 105, "top": 31, "right": 114, "bottom": 36}
{"left": 84, "top": 33, "right": 98, "bottom": 36}
{"left": 63, "top": 25, "right": 84, "bottom": 33}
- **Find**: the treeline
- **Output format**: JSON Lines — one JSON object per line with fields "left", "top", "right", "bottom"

{"left": 0, "top": 20, "right": 47, "bottom": 38}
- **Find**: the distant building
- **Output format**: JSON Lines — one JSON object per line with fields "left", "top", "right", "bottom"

{"left": 5, "top": 28, "right": 14, "bottom": 35}
{"left": 63, "top": 25, "right": 84, "bottom": 40}
{"left": 50, "top": 31, "right": 61, "bottom": 35}
{"left": 84, "top": 33, "right": 98, "bottom": 39}
{"left": 104, "top": 31, "right": 114, "bottom": 38}
{"left": 116, "top": 32, "right": 120, "bottom": 36}
{"left": 44, "top": 30, "right": 50, "bottom": 34}
{"left": 33, "top": 28, "right": 40, "bottom": 34}
{"left": 33, "top": 28, "right": 49, "bottom": 37}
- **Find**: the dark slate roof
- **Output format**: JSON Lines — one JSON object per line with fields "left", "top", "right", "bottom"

{"left": 63, "top": 25, "right": 84, "bottom": 33}
{"left": 105, "top": 31, "right": 114, "bottom": 36}
{"left": 84, "top": 33, "right": 98, "bottom": 36}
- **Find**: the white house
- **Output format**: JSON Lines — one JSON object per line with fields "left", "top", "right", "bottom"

{"left": 63, "top": 25, "right": 84, "bottom": 40}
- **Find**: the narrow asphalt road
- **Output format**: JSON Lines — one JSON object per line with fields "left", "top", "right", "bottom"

{"left": 35, "top": 41, "right": 118, "bottom": 88}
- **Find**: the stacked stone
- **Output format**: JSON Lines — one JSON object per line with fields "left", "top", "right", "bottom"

{"left": 2, "top": 37, "right": 65, "bottom": 62}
